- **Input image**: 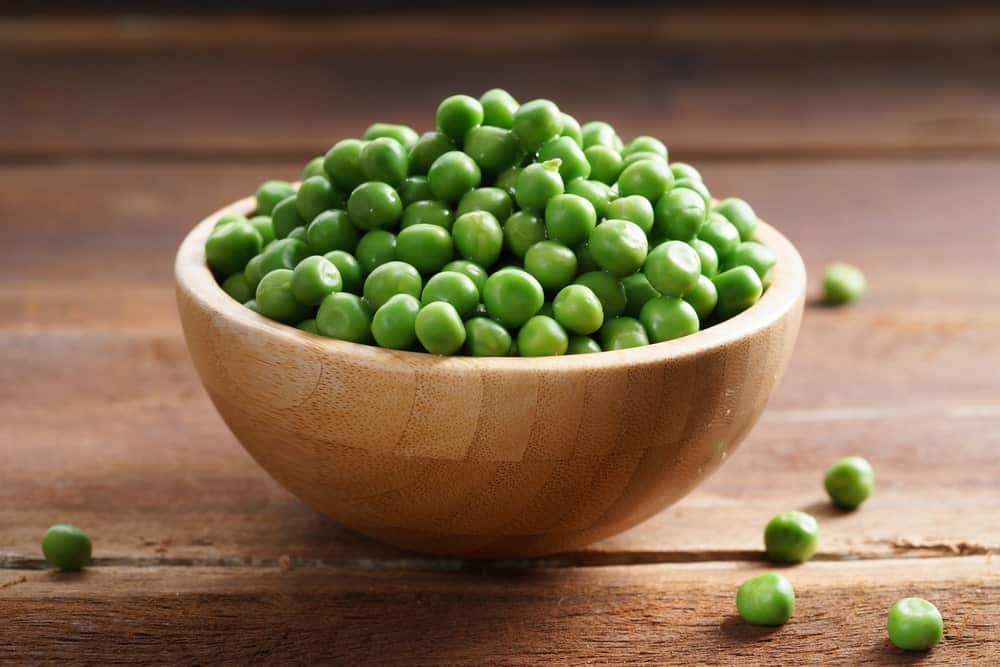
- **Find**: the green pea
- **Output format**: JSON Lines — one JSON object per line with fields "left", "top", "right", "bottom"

{"left": 457, "top": 187, "right": 513, "bottom": 222}
{"left": 287, "top": 226, "right": 308, "bottom": 243}
{"left": 205, "top": 221, "right": 262, "bottom": 277}
{"left": 296, "top": 175, "right": 342, "bottom": 223}
{"left": 259, "top": 237, "right": 310, "bottom": 275}
{"left": 428, "top": 151, "right": 482, "bottom": 203}
{"left": 722, "top": 241, "right": 777, "bottom": 288}
{"left": 395, "top": 224, "right": 454, "bottom": 275}
{"left": 442, "top": 260, "right": 488, "bottom": 296}
{"left": 640, "top": 296, "right": 699, "bottom": 343}
{"left": 654, "top": 187, "right": 707, "bottom": 241}
{"left": 297, "top": 318, "right": 320, "bottom": 334}
{"left": 670, "top": 162, "right": 702, "bottom": 183}
{"left": 316, "top": 292, "right": 373, "bottom": 343}
{"left": 623, "top": 135, "right": 668, "bottom": 159}
{"left": 494, "top": 166, "right": 521, "bottom": 198}
{"left": 499, "top": 211, "right": 543, "bottom": 259}
{"left": 544, "top": 193, "right": 597, "bottom": 246}
{"left": 622, "top": 272, "right": 661, "bottom": 318}
{"left": 644, "top": 241, "right": 701, "bottom": 297}
{"left": 323, "top": 250, "right": 364, "bottom": 294}
{"left": 567, "top": 335, "right": 602, "bottom": 354}
{"left": 524, "top": 241, "right": 578, "bottom": 292}
{"left": 621, "top": 150, "right": 667, "bottom": 169}
{"left": 222, "top": 272, "right": 253, "bottom": 303}
{"left": 437, "top": 94, "right": 484, "bottom": 143}
{"left": 589, "top": 220, "right": 648, "bottom": 277}
{"left": 402, "top": 200, "right": 454, "bottom": 231}
{"left": 270, "top": 193, "right": 308, "bottom": 239}
{"left": 256, "top": 269, "right": 311, "bottom": 324}
{"left": 683, "top": 274, "right": 718, "bottom": 321}
{"left": 291, "top": 255, "right": 342, "bottom": 306}
{"left": 480, "top": 88, "right": 519, "bottom": 129}
{"left": 574, "top": 242, "right": 599, "bottom": 273}
{"left": 764, "top": 510, "right": 819, "bottom": 564}
{"left": 712, "top": 265, "right": 763, "bottom": 320}
{"left": 584, "top": 145, "right": 624, "bottom": 185}
{"left": 887, "top": 598, "right": 943, "bottom": 651}
{"left": 371, "top": 293, "right": 421, "bottom": 350}
{"left": 565, "top": 179, "right": 613, "bottom": 219}
{"left": 355, "top": 230, "right": 397, "bottom": 274}
{"left": 243, "top": 253, "right": 266, "bottom": 292}
{"left": 736, "top": 573, "right": 795, "bottom": 626}
{"left": 243, "top": 299, "right": 259, "bottom": 313}
{"left": 574, "top": 271, "right": 626, "bottom": 319}
{"left": 698, "top": 212, "right": 742, "bottom": 260}
{"left": 691, "top": 239, "right": 719, "bottom": 278}
{"left": 823, "top": 262, "right": 866, "bottom": 305}
{"left": 714, "top": 197, "right": 758, "bottom": 242}
{"left": 580, "top": 121, "right": 619, "bottom": 149}
{"left": 302, "top": 156, "right": 327, "bottom": 181}
{"left": 422, "top": 270, "right": 479, "bottom": 319}
{"left": 675, "top": 177, "right": 711, "bottom": 209}
{"left": 249, "top": 215, "right": 275, "bottom": 246}
{"left": 600, "top": 316, "right": 649, "bottom": 350}
{"left": 215, "top": 213, "right": 247, "bottom": 228}
{"left": 323, "top": 139, "right": 367, "bottom": 192}
{"left": 347, "top": 181, "right": 403, "bottom": 231}
{"left": 538, "top": 136, "right": 591, "bottom": 182}
{"left": 552, "top": 284, "right": 603, "bottom": 335}
{"left": 824, "top": 456, "right": 874, "bottom": 509}
{"left": 408, "top": 131, "right": 457, "bottom": 176}
{"left": 553, "top": 113, "right": 577, "bottom": 143}
{"left": 464, "top": 317, "right": 513, "bottom": 356}
{"left": 397, "top": 176, "right": 434, "bottom": 206}
{"left": 617, "top": 159, "right": 674, "bottom": 202}
{"left": 515, "top": 160, "right": 565, "bottom": 212}
{"left": 41, "top": 524, "right": 91, "bottom": 570}
{"left": 452, "top": 211, "right": 503, "bottom": 268}
{"left": 463, "top": 126, "right": 522, "bottom": 176}
{"left": 483, "top": 268, "right": 544, "bottom": 328}
{"left": 363, "top": 122, "right": 419, "bottom": 150}
{"left": 512, "top": 99, "right": 563, "bottom": 152}
{"left": 359, "top": 137, "right": 408, "bottom": 187}
{"left": 255, "top": 180, "right": 295, "bottom": 216}
{"left": 517, "top": 315, "right": 568, "bottom": 356}
{"left": 362, "top": 260, "right": 422, "bottom": 310}
{"left": 307, "top": 209, "right": 359, "bottom": 255}
{"left": 415, "top": 301, "right": 466, "bottom": 355}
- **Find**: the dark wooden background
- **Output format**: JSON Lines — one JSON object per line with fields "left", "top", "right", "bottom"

{"left": 1, "top": 4, "right": 998, "bottom": 665}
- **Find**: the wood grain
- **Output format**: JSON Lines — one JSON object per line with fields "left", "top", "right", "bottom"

{"left": 1, "top": 558, "right": 996, "bottom": 665}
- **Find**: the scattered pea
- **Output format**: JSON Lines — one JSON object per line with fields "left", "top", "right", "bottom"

{"left": 824, "top": 456, "right": 874, "bottom": 509}
{"left": 824, "top": 262, "right": 866, "bottom": 305}
{"left": 736, "top": 573, "right": 795, "bottom": 626}
{"left": 887, "top": 598, "right": 943, "bottom": 651}
{"left": 764, "top": 511, "right": 819, "bottom": 564}
{"left": 42, "top": 524, "right": 92, "bottom": 571}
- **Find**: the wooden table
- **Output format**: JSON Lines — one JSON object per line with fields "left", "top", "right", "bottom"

{"left": 2, "top": 8, "right": 998, "bottom": 664}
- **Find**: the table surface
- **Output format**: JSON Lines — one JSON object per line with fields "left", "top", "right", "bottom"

{"left": 2, "top": 8, "right": 999, "bottom": 665}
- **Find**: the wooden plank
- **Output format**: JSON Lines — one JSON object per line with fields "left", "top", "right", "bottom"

{"left": 1, "top": 11, "right": 998, "bottom": 157}
{"left": 1, "top": 558, "right": 996, "bottom": 664}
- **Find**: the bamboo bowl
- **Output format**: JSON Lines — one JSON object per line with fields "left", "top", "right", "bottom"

{"left": 176, "top": 195, "right": 805, "bottom": 558}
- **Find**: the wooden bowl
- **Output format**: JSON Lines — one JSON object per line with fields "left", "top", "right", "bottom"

{"left": 176, "top": 196, "right": 805, "bottom": 558}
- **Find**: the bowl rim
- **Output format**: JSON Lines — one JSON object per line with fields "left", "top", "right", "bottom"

{"left": 176, "top": 194, "right": 806, "bottom": 372}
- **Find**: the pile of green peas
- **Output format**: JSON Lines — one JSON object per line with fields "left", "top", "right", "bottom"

{"left": 205, "top": 90, "right": 775, "bottom": 356}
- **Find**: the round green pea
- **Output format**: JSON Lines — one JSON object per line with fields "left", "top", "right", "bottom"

{"left": 683, "top": 274, "right": 718, "bottom": 321}
{"left": 408, "top": 131, "right": 456, "bottom": 176}
{"left": 503, "top": 211, "right": 546, "bottom": 259}
{"left": 323, "top": 250, "right": 364, "bottom": 294}
{"left": 396, "top": 223, "right": 454, "bottom": 275}
{"left": 452, "top": 211, "right": 503, "bottom": 268}
{"left": 671, "top": 162, "right": 702, "bottom": 183}
{"left": 622, "top": 272, "right": 661, "bottom": 318}
{"left": 698, "top": 212, "right": 742, "bottom": 260}
{"left": 565, "top": 178, "right": 614, "bottom": 219}
{"left": 480, "top": 88, "right": 519, "bottom": 129}
{"left": 589, "top": 219, "right": 648, "bottom": 277}
{"left": 316, "top": 292, "right": 373, "bottom": 343}
{"left": 517, "top": 315, "right": 568, "bottom": 357}
{"left": 574, "top": 271, "right": 626, "bottom": 319}
{"left": 824, "top": 456, "right": 874, "bottom": 509}
{"left": 363, "top": 122, "right": 419, "bottom": 150}
{"left": 617, "top": 159, "right": 674, "bottom": 202}
{"left": 640, "top": 296, "right": 699, "bottom": 343}
{"left": 605, "top": 195, "right": 654, "bottom": 234}
{"left": 515, "top": 161, "right": 565, "bottom": 212}
{"left": 360, "top": 137, "right": 408, "bottom": 187}
{"left": 723, "top": 242, "right": 777, "bottom": 283}
{"left": 552, "top": 284, "right": 603, "bottom": 335}
{"left": 736, "top": 573, "right": 795, "bottom": 626}
{"left": 256, "top": 269, "right": 311, "bottom": 324}
{"left": 397, "top": 176, "right": 434, "bottom": 206}
{"left": 823, "top": 262, "right": 866, "bottom": 305}
{"left": 428, "top": 151, "right": 482, "bottom": 203}
{"left": 691, "top": 239, "right": 719, "bottom": 278}
{"left": 538, "top": 136, "right": 591, "bottom": 182}
{"left": 442, "top": 259, "right": 488, "bottom": 296}
{"left": 644, "top": 241, "right": 701, "bottom": 297}
{"left": 302, "top": 156, "right": 327, "bottom": 180}
{"left": 437, "top": 94, "right": 484, "bottom": 143}
{"left": 307, "top": 209, "right": 359, "bottom": 254}
{"left": 256, "top": 180, "right": 295, "bottom": 216}
{"left": 205, "top": 221, "right": 262, "bottom": 277}
{"left": 347, "top": 181, "right": 403, "bottom": 231}
{"left": 623, "top": 135, "right": 668, "bottom": 159}
{"left": 222, "top": 272, "right": 253, "bottom": 303}
{"left": 560, "top": 112, "right": 582, "bottom": 145}
{"left": 483, "top": 268, "right": 544, "bottom": 328}
{"left": 544, "top": 193, "right": 597, "bottom": 246}
{"left": 464, "top": 317, "right": 512, "bottom": 356}
{"left": 580, "top": 121, "right": 619, "bottom": 149}
{"left": 712, "top": 266, "right": 763, "bottom": 320}
{"left": 291, "top": 255, "right": 342, "bottom": 306}
{"left": 371, "top": 293, "right": 421, "bottom": 350}
{"left": 457, "top": 187, "right": 513, "bottom": 222}
{"left": 42, "top": 524, "right": 91, "bottom": 570}
{"left": 567, "top": 335, "right": 602, "bottom": 354}
{"left": 355, "top": 230, "right": 397, "bottom": 274}
{"left": 401, "top": 200, "right": 453, "bottom": 231}
{"left": 297, "top": 318, "right": 319, "bottom": 334}
{"left": 323, "top": 139, "right": 367, "bottom": 192}
{"left": 654, "top": 187, "right": 707, "bottom": 241}
{"left": 676, "top": 178, "right": 711, "bottom": 209}
{"left": 248, "top": 215, "right": 275, "bottom": 246}
{"left": 764, "top": 511, "right": 819, "bottom": 564}
{"left": 362, "top": 260, "right": 422, "bottom": 310}
{"left": 259, "top": 237, "right": 310, "bottom": 275}
{"left": 887, "top": 598, "right": 943, "bottom": 651}
{"left": 584, "top": 145, "right": 623, "bottom": 185}
{"left": 422, "top": 271, "right": 479, "bottom": 319}
{"left": 512, "top": 99, "right": 563, "bottom": 152}
{"left": 524, "top": 241, "right": 578, "bottom": 292}
{"left": 622, "top": 150, "right": 667, "bottom": 169}
{"left": 415, "top": 301, "right": 466, "bottom": 355}
{"left": 296, "top": 175, "right": 341, "bottom": 223}
{"left": 463, "top": 126, "right": 522, "bottom": 176}
{"left": 600, "top": 316, "right": 649, "bottom": 350}
{"left": 714, "top": 197, "right": 758, "bottom": 242}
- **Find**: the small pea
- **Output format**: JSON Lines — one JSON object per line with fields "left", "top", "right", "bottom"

{"left": 452, "top": 211, "right": 504, "bottom": 268}
{"left": 764, "top": 511, "right": 819, "bottom": 564}
{"left": 516, "top": 161, "right": 565, "bottom": 213}
{"left": 248, "top": 215, "right": 275, "bottom": 246}
{"left": 355, "top": 230, "right": 397, "bottom": 274}
{"left": 415, "top": 301, "right": 466, "bottom": 355}
{"left": 589, "top": 219, "right": 648, "bottom": 277}
{"left": 222, "top": 272, "right": 253, "bottom": 303}
{"left": 623, "top": 135, "right": 668, "bottom": 159}
{"left": 291, "top": 255, "right": 342, "bottom": 306}
{"left": 323, "top": 139, "right": 367, "bottom": 192}
{"left": 397, "top": 176, "right": 435, "bottom": 206}
{"left": 323, "top": 250, "right": 364, "bottom": 294}
{"left": 600, "top": 316, "right": 649, "bottom": 350}
{"left": 690, "top": 239, "right": 719, "bottom": 278}
{"left": 428, "top": 151, "right": 482, "bottom": 203}
{"left": 566, "top": 335, "right": 602, "bottom": 354}
{"left": 463, "top": 317, "right": 513, "bottom": 356}
{"left": 552, "top": 284, "right": 604, "bottom": 335}
{"left": 887, "top": 598, "right": 943, "bottom": 651}
{"left": 512, "top": 99, "right": 563, "bottom": 152}
{"left": 824, "top": 456, "right": 874, "bottom": 509}
{"left": 422, "top": 271, "right": 479, "bottom": 319}
{"left": 42, "top": 524, "right": 92, "bottom": 570}
{"left": 698, "top": 212, "right": 742, "bottom": 260}
{"left": 259, "top": 237, "right": 310, "bottom": 276}
{"left": 736, "top": 573, "right": 795, "bottom": 626}
{"left": 436, "top": 94, "right": 484, "bottom": 143}
{"left": 823, "top": 262, "right": 866, "bottom": 305}
{"left": 463, "top": 126, "right": 522, "bottom": 177}
{"left": 206, "top": 220, "right": 263, "bottom": 278}
{"left": 565, "top": 178, "right": 614, "bottom": 219}
{"left": 722, "top": 242, "right": 777, "bottom": 286}
{"left": 441, "top": 260, "right": 488, "bottom": 296}
{"left": 347, "top": 181, "right": 403, "bottom": 231}
{"left": 360, "top": 137, "right": 408, "bottom": 187}
{"left": 617, "top": 159, "right": 674, "bottom": 202}
{"left": 306, "top": 209, "right": 359, "bottom": 255}
{"left": 255, "top": 180, "right": 295, "bottom": 216}
{"left": 644, "top": 241, "right": 701, "bottom": 297}
{"left": 640, "top": 296, "right": 699, "bottom": 343}
{"left": 580, "top": 121, "right": 619, "bottom": 150}
{"left": 714, "top": 197, "right": 758, "bottom": 242}
{"left": 712, "top": 266, "right": 763, "bottom": 320}
{"left": 363, "top": 260, "right": 423, "bottom": 310}
{"left": 525, "top": 241, "right": 579, "bottom": 292}
{"left": 517, "top": 315, "right": 568, "bottom": 357}
{"left": 605, "top": 195, "right": 654, "bottom": 235}
{"left": 622, "top": 272, "right": 661, "bottom": 318}
{"left": 544, "top": 193, "right": 596, "bottom": 246}
{"left": 296, "top": 175, "right": 342, "bottom": 223}
{"left": 256, "top": 269, "right": 311, "bottom": 324}
{"left": 683, "top": 274, "right": 719, "bottom": 321}
{"left": 408, "top": 131, "right": 456, "bottom": 176}
{"left": 457, "top": 187, "right": 514, "bottom": 222}
{"left": 371, "top": 293, "right": 421, "bottom": 350}
{"left": 585, "top": 145, "right": 624, "bottom": 185}
{"left": 560, "top": 112, "right": 583, "bottom": 145}
{"left": 363, "top": 123, "right": 419, "bottom": 151}
{"left": 654, "top": 187, "right": 707, "bottom": 241}
{"left": 670, "top": 162, "right": 702, "bottom": 183}
{"left": 302, "top": 156, "right": 327, "bottom": 181}
{"left": 574, "top": 271, "right": 627, "bottom": 319}
{"left": 480, "top": 88, "right": 519, "bottom": 129}
{"left": 503, "top": 211, "right": 546, "bottom": 259}
{"left": 316, "top": 292, "right": 373, "bottom": 343}
{"left": 401, "top": 200, "right": 454, "bottom": 231}
{"left": 396, "top": 223, "right": 454, "bottom": 275}
{"left": 483, "top": 268, "right": 544, "bottom": 328}
{"left": 538, "top": 136, "right": 591, "bottom": 182}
